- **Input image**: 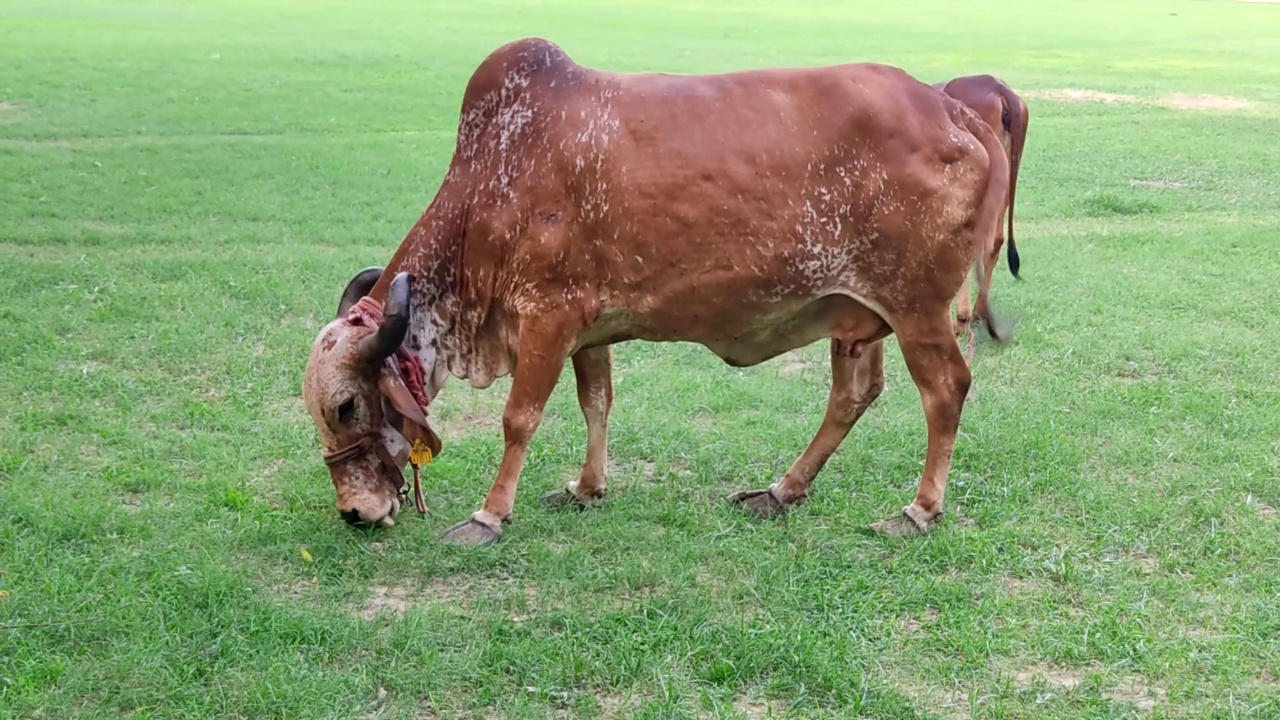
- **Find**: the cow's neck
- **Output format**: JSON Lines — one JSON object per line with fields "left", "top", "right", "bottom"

{"left": 366, "top": 192, "right": 508, "bottom": 398}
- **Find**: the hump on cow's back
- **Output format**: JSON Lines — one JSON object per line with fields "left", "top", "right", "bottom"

{"left": 458, "top": 37, "right": 585, "bottom": 112}
{"left": 477, "top": 38, "right": 578, "bottom": 83}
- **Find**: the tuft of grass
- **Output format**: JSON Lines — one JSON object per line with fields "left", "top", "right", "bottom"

{"left": 3, "top": 0, "right": 1280, "bottom": 718}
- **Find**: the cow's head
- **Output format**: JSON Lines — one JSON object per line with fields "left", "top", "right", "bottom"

{"left": 301, "top": 268, "right": 442, "bottom": 528}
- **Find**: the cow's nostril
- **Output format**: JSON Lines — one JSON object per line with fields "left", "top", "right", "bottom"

{"left": 340, "top": 509, "right": 363, "bottom": 526}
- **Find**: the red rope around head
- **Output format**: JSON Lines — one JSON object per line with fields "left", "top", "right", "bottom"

{"left": 347, "top": 296, "right": 430, "bottom": 412}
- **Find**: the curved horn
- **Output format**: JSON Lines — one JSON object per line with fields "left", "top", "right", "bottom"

{"left": 336, "top": 266, "right": 384, "bottom": 318}
{"left": 362, "top": 272, "right": 413, "bottom": 364}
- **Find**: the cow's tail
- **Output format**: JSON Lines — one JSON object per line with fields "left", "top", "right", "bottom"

{"left": 997, "top": 82, "right": 1027, "bottom": 279}
{"left": 960, "top": 105, "right": 1013, "bottom": 344}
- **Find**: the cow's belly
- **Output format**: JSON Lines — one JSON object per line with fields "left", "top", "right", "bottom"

{"left": 577, "top": 290, "right": 887, "bottom": 368}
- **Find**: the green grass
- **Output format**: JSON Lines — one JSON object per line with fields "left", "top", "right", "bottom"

{"left": 3, "top": 0, "right": 1280, "bottom": 717}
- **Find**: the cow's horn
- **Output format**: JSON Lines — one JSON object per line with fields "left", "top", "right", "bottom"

{"left": 363, "top": 272, "right": 412, "bottom": 364}
{"left": 336, "top": 266, "right": 384, "bottom": 318}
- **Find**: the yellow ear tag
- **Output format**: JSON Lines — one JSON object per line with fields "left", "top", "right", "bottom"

{"left": 409, "top": 438, "right": 433, "bottom": 467}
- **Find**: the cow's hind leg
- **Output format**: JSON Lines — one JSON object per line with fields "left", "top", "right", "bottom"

{"left": 540, "top": 346, "right": 613, "bottom": 509}
{"left": 953, "top": 277, "right": 972, "bottom": 336}
{"left": 728, "top": 337, "right": 885, "bottom": 516}
{"left": 869, "top": 312, "right": 972, "bottom": 537}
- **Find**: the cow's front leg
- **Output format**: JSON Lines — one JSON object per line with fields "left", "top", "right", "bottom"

{"left": 541, "top": 346, "right": 613, "bottom": 509}
{"left": 870, "top": 313, "right": 971, "bottom": 537}
{"left": 440, "top": 323, "right": 574, "bottom": 547}
{"left": 728, "top": 337, "right": 885, "bottom": 517}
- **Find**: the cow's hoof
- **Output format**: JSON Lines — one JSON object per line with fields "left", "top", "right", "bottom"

{"left": 726, "top": 487, "right": 794, "bottom": 518}
{"left": 868, "top": 507, "right": 942, "bottom": 538}
{"left": 539, "top": 483, "right": 604, "bottom": 510}
{"left": 439, "top": 517, "right": 502, "bottom": 546}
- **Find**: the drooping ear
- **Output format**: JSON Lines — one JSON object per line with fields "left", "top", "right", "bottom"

{"left": 361, "top": 271, "right": 413, "bottom": 365}
{"left": 336, "top": 266, "right": 384, "bottom": 318}
{"left": 378, "top": 367, "right": 428, "bottom": 428}
{"left": 378, "top": 367, "right": 442, "bottom": 458}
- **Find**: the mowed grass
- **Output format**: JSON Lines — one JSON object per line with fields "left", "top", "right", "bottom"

{"left": 3, "top": 0, "right": 1280, "bottom": 717}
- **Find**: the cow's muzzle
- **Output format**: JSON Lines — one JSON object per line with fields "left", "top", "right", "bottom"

{"left": 322, "top": 429, "right": 412, "bottom": 528}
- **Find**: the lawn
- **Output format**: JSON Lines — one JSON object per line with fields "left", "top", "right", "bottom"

{"left": 2, "top": 0, "right": 1280, "bottom": 717}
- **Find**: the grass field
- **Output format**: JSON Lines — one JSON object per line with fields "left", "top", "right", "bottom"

{"left": 3, "top": 0, "right": 1280, "bottom": 717}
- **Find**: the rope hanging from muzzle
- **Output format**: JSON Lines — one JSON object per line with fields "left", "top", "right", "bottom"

{"left": 346, "top": 295, "right": 432, "bottom": 515}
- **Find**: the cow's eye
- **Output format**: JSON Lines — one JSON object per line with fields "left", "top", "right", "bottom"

{"left": 337, "top": 397, "right": 356, "bottom": 422}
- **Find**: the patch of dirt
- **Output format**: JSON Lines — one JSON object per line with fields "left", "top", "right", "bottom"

{"left": 1014, "top": 664, "right": 1087, "bottom": 691}
{"left": 278, "top": 576, "right": 319, "bottom": 601}
{"left": 1133, "top": 555, "right": 1158, "bottom": 575}
{"left": 1027, "top": 89, "right": 1254, "bottom": 113}
{"left": 1130, "top": 179, "right": 1189, "bottom": 189}
{"left": 433, "top": 408, "right": 503, "bottom": 439}
{"left": 936, "top": 690, "right": 970, "bottom": 719}
{"left": 257, "top": 459, "right": 286, "bottom": 481}
{"left": 430, "top": 384, "right": 508, "bottom": 440}
{"left": 1103, "top": 676, "right": 1168, "bottom": 712}
{"left": 118, "top": 492, "right": 172, "bottom": 512}
{"left": 357, "top": 584, "right": 415, "bottom": 620}
{"left": 1001, "top": 576, "right": 1041, "bottom": 595}
{"left": 59, "top": 358, "right": 108, "bottom": 376}
{"left": 1, "top": 138, "right": 71, "bottom": 149}
{"left": 694, "top": 412, "right": 715, "bottom": 430}
{"left": 507, "top": 585, "right": 539, "bottom": 624}
{"left": 734, "top": 694, "right": 786, "bottom": 719}
{"left": 779, "top": 360, "right": 809, "bottom": 374}
{"left": 901, "top": 607, "right": 941, "bottom": 633}
{"left": 775, "top": 351, "right": 812, "bottom": 375}
{"left": 1028, "top": 88, "right": 1140, "bottom": 105}
{"left": 1156, "top": 93, "right": 1253, "bottom": 111}
{"left": 0, "top": 101, "right": 21, "bottom": 124}
{"left": 595, "top": 585, "right": 660, "bottom": 614}
{"left": 1101, "top": 547, "right": 1159, "bottom": 576}
{"left": 892, "top": 676, "right": 970, "bottom": 720}
{"left": 596, "top": 692, "right": 640, "bottom": 719}
{"left": 79, "top": 220, "right": 129, "bottom": 233}
{"left": 358, "top": 687, "right": 391, "bottom": 720}
{"left": 1258, "top": 504, "right": 1276, "bottom": 517}
{"left": 351, "top": 576, "right": 539, "bottom": 622}
{"left": 1179, "top": 624, "right": 1225, "bottom": 642}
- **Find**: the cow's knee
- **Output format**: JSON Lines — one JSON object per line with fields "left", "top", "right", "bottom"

{"left": 502, "top": 408, "right": 542, "bottom": 447}
{"left": 935, "top": 360, "right": 972, "bottom": 418}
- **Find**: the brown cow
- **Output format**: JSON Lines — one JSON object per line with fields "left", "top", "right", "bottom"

{"left": 301, "top": 38, "right": 1011, "bottom": 546}
{"left": 933, "top": 74, "right": 1028, "bottom": 336}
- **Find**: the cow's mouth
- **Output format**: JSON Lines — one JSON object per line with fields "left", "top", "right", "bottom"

{"left": 341, "top": 497, "right": 401, "bottom": 528}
